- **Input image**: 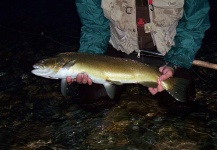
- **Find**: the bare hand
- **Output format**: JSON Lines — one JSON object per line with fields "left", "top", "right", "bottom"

{"left": 148, "top": 65, "right": 175, "bottom": 95}
{"left": 66, "top": 73, "right": 92, "bottom": 85}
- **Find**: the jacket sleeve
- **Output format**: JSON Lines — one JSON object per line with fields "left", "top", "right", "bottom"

{"left": 75, "top": 0, "right": 110, "bottom": 54}
{"left": 164, "top": 0, "right": 210, "bottom": 69}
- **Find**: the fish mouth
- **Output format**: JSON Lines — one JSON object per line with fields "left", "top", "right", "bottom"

{"left": 31, "top": 65, "right": 54, "bottom": 78}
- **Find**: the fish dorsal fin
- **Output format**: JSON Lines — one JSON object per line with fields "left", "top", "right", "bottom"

{"left": 61, "top": 78, "right": 69, "bottom": 97}
{"left": 103, "top": 82, "right": 116, "bottom": 99}
{"left": 62, "top": 60, "right": 76, "bottom": 69}
{"left": 139, "top": 81, "right": 158, "bottom": 88}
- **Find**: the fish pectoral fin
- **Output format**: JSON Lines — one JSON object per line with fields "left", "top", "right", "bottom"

{"left": 61, "top": 78, "right": 69, "bottom": 97}
{"left": 139, "top": 81, "right": 158, "bottom": 88}
{"left": 62, "top": 60, "right": 76, "bottom": 69}
{"left": 103, "top": 83, "right": 116, "bottom": 99}
{"left": 106, "top": 79, "right": 122, "bottom": 85}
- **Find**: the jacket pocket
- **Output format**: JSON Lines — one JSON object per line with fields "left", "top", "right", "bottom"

{"left": 151, "top": 0, "right": 184, "bottom": 27}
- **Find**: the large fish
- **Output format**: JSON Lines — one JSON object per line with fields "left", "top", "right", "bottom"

{"left": 32, "top": 52, "right": 189, "bottom": 102}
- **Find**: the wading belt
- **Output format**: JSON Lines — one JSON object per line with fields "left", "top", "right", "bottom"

{"left": 136, "top": 0, "right": 156, "bottom": 50}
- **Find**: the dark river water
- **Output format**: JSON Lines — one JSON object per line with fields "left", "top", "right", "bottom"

{"left": 0, "top": 0, "right": 217, "bottom": 149}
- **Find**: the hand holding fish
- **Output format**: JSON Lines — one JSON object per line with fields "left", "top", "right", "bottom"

{"left": 66, "top": 73, "right": 92, "bottom": 85}
{"left": 148, "top": 65, "right": 175, "bottom": 95}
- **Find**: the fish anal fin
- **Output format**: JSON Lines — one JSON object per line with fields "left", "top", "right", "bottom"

{"left": 103, "top": 82, "right": 116, "bottom": 99}
{"left": 139, "top": 82, "right": 158, "bottom": 88}
{"left": 106, "top": 79, "right": 122, "bottom": 85}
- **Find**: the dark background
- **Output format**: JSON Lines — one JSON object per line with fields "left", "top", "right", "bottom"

{"left": 0, "top": 0, "right": 80, "bottom": 33}
{"left": 0, "top": 0, "right": 81, "bottom": 54}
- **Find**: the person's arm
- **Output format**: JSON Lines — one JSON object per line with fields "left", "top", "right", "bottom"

{"left": 68, "top": 0, "right": 110, "bottom": 84}
{"left": 149, "top": 0, "right": 210, "bottom": 95}
{"left": 75, "top": 0, "right": 110, "bottom": 54}
{"left": 164, "top": 0, "right": 210, "bottom": 69}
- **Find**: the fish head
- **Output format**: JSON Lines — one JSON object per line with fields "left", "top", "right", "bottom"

{"left": 31, "top": 57, "right": 65, "bottom": 79}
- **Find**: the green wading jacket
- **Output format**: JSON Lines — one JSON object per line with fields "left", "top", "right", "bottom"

{"left": 75, "top": 0, "right": 210, "bottom": 69}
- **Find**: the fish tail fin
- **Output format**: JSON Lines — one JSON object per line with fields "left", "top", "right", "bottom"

{"left": 162, "top": 78, "right": 190, "bottom": 102}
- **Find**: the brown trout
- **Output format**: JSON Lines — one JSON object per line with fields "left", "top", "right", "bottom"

{"left": 32, "top": 52, "right": 189, "bottom": 102}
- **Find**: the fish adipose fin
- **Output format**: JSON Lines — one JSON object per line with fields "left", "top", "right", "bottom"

{"left": 61, "top": 79, "right": 69, "bottom": 97}
{"left": 103, "top": 82, "right": 116, "bottom": 99}
{"left": 162, "top": 78, "right": 189, "bottom": 102}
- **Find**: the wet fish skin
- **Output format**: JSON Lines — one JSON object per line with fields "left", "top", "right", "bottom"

{"left": 32, "top": 52, "right": 189, "bottom": 102}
